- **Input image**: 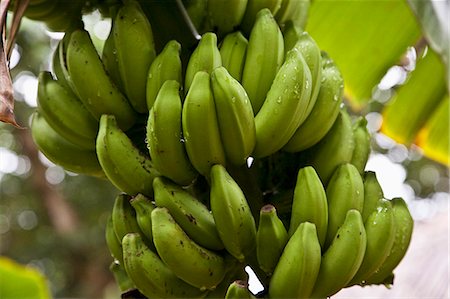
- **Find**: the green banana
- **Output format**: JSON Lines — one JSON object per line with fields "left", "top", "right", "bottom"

{"left": 145, "top": 40, "right": 183, "bottom": 110}
{"left": 351, "top": 116, "right": 371, "bottom": 175}
{"left": 111, "top": 193, "right": 143, "bottom": 243}
{"left": 182, "top": 0, "right": 209, "bottom": 32}
{"left": 65, "top": 28, "right": 137, "bottom": 130}
{"left": 182, "top": 71, "right": 226, "bottom": 177}
{"left": 306, "top": 108, "right": 355, "bottom": 184}
{"left": 122, "top": 232, "right": 207, "bottom": 298}
{"left": 129, "top": 193, "right": 155, "bottom": 242}
{"left": 241, "top": 8, "right": 284, "bottom": 114}
{"left": 310, "top": 209, "right": 367, "bottom": 298}
{"left": 361, "top": 171, "right": 384, "bottom": 223}
{"left": 288, "top": 166, "right": 328, "bottom": 249}
{"left": 151, "top": 207, "right": 227, "bottom": 290}
{"left": 206, "top": 0, "right": 248, "bottom": 37}
{"left": 256, "top": 204, "right": 288, "bottom": 276}
{"left": 283, "top": 52, "right": 344, "bottom": 152}
{"left": 147, "top": 80, "right": 198, "bottom": 186}
{"left": 252, "top": 45, "right": 312, "bottom": 158}
{"left": 41, "top": 0, "right": 84, "bottom": 32}
{"left": 184, "top": 32, "right": 222, "bottom": 93}
{"left": 225, "top": 280, "right": 255, "bottom": 299}
{"left": 101, "top": 10, "right": 123, "bottom": 92}
{"left": 96, "top": 114, "right": 160, "bottom": 196}
{"left": 51, "top": 40, "right": 71, "bottom": 90}
{"left": 37, "top": 71, "right": 98, "bottom": 150}
{"left": 349, "top": 198, "right": 396, "bottom": 286}
{"left": 240, "top": 0, "right": 283, "bottom": 34}
{"left": 275, "top": 0, "right": 310, "bottom": 29}
{"left": 282, "top": 20, "right": 302, "bottom": 54}
{"left": 268, "top": 222, "right": 321, "bottom": 299}
{"left": 109, "top": 261, "right": 135, "bottom": 293}
{"left": 211, "top": 66, "right": 256, "bottom": 166}
{"left": 364, "top": 198, "right": 414, "bottom": 286}
{"left": 153, "top": 176, "right": 224, "bottom": 251}
{"left": 105, "top": 214, "right": 124, "bottom": 264}
{"left": 290, "top": 31, "right": 322, "bottom": 124}
{"left": 210, "top": 164, "right": 257, "bottom": 262}
{"left": 324, "top": 163, "right": 364, "bottom": 249}
{"left": 30, "top": 112, "right": 104, "bottom": 177}
{"left": 113, "top": 0, "right": 156, "bottom": 113}
{"left": 219, "top": 31, "right": 248, "bottom": 82}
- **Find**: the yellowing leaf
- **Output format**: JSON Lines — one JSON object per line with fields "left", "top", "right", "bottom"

{"left": 381, "top": 48, "right": 447, "bottom": 145}
{"left": 416, "top": 95, "right": 449, "bottom": 166}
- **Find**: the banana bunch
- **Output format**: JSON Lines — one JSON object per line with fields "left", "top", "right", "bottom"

{"left": 24, "top": 2, "right": 417, "bottom": 297}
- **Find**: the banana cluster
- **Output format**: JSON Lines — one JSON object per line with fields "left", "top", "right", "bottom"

{"left": 262, "top": 165, "right": 414, "bottom": 298}
{"left": 105, "top": 165, "right": 256, "bottom": 298}
{"left": 27, "top": 1, "right": 416, "bottom": 297}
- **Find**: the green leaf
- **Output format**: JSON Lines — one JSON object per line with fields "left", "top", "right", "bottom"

{"left": 0, "top": 256, "right": 52, "bottom": 299}
{"left": 306, "top": 0, "right": 421, "bottom": 108}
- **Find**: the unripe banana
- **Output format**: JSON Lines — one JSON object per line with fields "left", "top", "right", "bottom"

{"left": 268, "top": 222, "right": 322, "bottom": 299}
{"left": 101, "top": 10, "right": 123, "bottom": 92}
{"left": 105, "top": 214, "right": 124, "bottom": 264}
{"left": 306, "top": 108, "right": 355, "bottom": 184}
{"left": 211, "top": 66, "right": 256, "bottom": 166}
{"left": 184, "top": 33, "right": 222, "bottom": 93}
{"left": 96, "top": 114, "right": 160, "bottom": 196}
{"left": 256, "top": 204, "right": 288, "bottom": 276}
{"left": 30, "top": 112, "right": 104, "bottom": 177}
{"left": 288, "top": 166, "right": 328, "bottom": 248}
{"left": 283, "top": 52, "right": 344, "bottom": 152}
{"left": 310, "top": 209, "right": 367, "bottom": 298}
{"left": 225, "top": 280, "right": 255, "bottom": 299}
{"left": 282, "top": 20, "right": 302, "bottom": 54}
{"left": 153, "top": 176, "right": 224, "bottom": 251}
{"left": 51, "top": 40, "right": 71, "bottom": 90}
{"left": 206, "top": 0, "right": 248, "bottom": 37}
{"left": 275, "top": 0, "right": 310, "bottom": 29}
{"left": 348, "top": 198, "right": 396, "bottom": 286}
{"left": 109, "top": 261, "right": 135, "bottom": 293}
{"left": 290, "top": 31, "right": 322, "bottom": 124}
{"left": 151, "top": 207, "right": 227, "bottom": 290}
{"left": 324, "top": 163, "right": 364, "bottom": 249}
{"left": 66, "top": 29, "right": 137, "bottom": 130}
{"left": 364, "top": 198, "right": 414, "bottom": 286}
{"left": 219, "top": 31, "right": 248, "bottom": 82}
{"left": 252, "top": 46, "right": 312, "bottom": 158}
{"left": 147, "top": 80, "right": 198, "bottom": 186}
{"left": 351, "top": 116, "right": 371, "bottom": 175}
{"left": 242, "top": 8, "right": 284, "bottom": 114}
{"left": 129, "top": 194, "right": 155, "bottom": 242}
{"left": 111, "top": 194, "right": 142, "bottom": 243}
{"left": 37, "top": 71, "right": 98, "bottom": 150}
{"left": 182, "top": 71, "right": 226, "bottom": 177}
{"left": 122, "top": 232, "right": 207, "bottom": 298}
{"left": 113, "top": 0, "right": 156, "bottom": 113}
{"left": 361, "top": 171, "right": 384, "bottom": 223}
{"left": 210, "top": 164, "right": 257, "bottom": 262}
{"left": 240, "top": 0, "right": 283, "bottom": 34}
{"left": 145, "top": 40, "right": 183, "bottom": 110}
{"left": 182, "top": 0, "right": 208, "bottom": 31}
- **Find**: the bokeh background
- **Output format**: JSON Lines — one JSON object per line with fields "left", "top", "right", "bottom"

{"left": 1, "top": 5, "right": 449, "bottom": 299}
